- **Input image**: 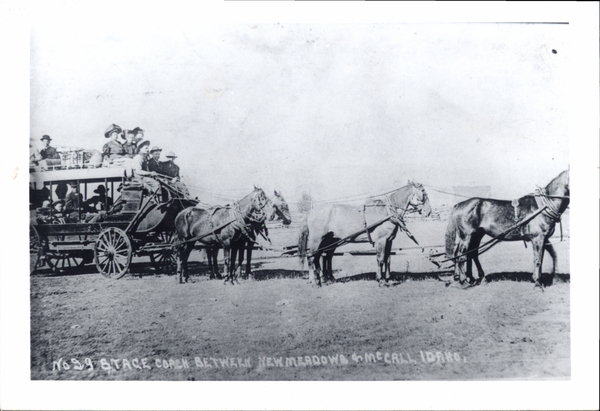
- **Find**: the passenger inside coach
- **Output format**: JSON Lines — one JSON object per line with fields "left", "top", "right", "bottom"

{"left": 82, "top": 185, "right": 113, "bottom": 212}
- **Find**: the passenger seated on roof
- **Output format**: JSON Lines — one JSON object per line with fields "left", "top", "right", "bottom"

{"left": 39, "top": 135, "right": 61, "bottom": 160}
{"left": 161, "top": 151, "right": 190, "bottom": 197}
{"left": 122, "top": 130, "right": 138, "bottom": 158}
{"left": 82, "top": 185, "right": 113, "bottom": 212}
{"left": 128, "top": 140, "right": 162, "bottom": 196}
{"left": 102, "top": 124, "right": 126, "bottom": 161}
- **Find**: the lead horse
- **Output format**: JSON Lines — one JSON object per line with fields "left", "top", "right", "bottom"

{"left": 445, "top": 169, "right": 569, "bottom": 288}
{"left": 175, "top": 186, "right": 282, "bottom": 284}
{"left": 298, "top": 182, "right": 432, "bottom": 286}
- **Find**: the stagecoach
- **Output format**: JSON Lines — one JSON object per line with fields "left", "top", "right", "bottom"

{"left": 29, "top": 160, "right": 197, "bottom": 278}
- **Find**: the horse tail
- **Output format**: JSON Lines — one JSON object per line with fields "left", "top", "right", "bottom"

{"left": 445, "top": 207, "right": 458, "bottom": 258}
{"left": 298, "top": 221, "right": 310, "bottom": 269}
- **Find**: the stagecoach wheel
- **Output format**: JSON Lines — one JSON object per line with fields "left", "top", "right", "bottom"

{"left": 94, "top": 227, "right": 132, "bottom": 279}
{"left": 46, "top": 253, "right": 86, "bottom": 273}
{"left": 30, "top": 225, "right": 41, "bottom": 274}
{"left": 149, "top": 231, "right": 177, "bottom": 273}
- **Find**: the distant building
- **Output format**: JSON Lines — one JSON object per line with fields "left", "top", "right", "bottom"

{"left": 452, "top": 186, "right": 491, "bottom": 201}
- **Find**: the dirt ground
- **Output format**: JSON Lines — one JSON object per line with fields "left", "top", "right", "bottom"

{"left": 30, "top": 219, "right": 570, "bottom": 381}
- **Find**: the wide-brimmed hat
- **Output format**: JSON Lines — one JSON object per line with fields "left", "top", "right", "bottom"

{"left": 68, "top": 181, "right": 78, "bottom": 187}
{"left": 104, "top": 124, "right": 122, "bottom": 138}
{"left": 94, "top": 185, "right": 106, "bottom": 194}
{"left": 137, "top": 140, "right": 151, "bottom": 150}
{"left": 150, "top": 146, "right": 162, "bottom": 153}
{"left": 52, "top": 200, "right": 65, "bottom": 207}
{"left": 132, "top": 127, "right": 144, "bottom": 135}
{"left": 40, "top": 135, "right": 52, "bottom": 141}
{"left": 165, "top": 151, "right": 177, "bottom": 158}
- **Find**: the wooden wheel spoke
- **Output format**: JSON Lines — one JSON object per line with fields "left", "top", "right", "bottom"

{"left": 95, "top": 228, "right": 131, "bottom": 279}
{"left": 98, "top": 255, "right": 110, "bottom": 267}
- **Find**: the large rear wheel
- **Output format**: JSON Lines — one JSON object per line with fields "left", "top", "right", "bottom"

{"left": 149, "top": 231, "right": 177, "bottom": 273}
{"left": 94, "top": 227, "right": 132, "bottom": 279}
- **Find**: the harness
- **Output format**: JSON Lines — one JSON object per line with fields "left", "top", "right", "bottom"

{"left": 203, "top": 195, "right": 273, "bottom": 246}
{"left": 534, "top": 187, "right": 562, "bottom": 222}
{"left": 360, "top": 185, "right": 421, "bottom": 246}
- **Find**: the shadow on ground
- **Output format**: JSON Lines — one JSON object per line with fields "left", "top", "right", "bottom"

{"left": 31, "top": 261, "right": 569, "bottom": 287}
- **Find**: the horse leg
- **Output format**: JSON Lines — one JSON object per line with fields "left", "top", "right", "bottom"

{"left": 384, "top": 239, "right": 393, "bottom": 284}
{"left": 230, "top": 246, "right": 240, "bottom": 284}
{"left": 245, "top": 242, "right": 253, "bottom": 280}
{"left": 544, "top": 242, "right": 557, "bottom": 275}
{"left": 375, "top": 241, "right": 386, "bottom": 285}
{"left": 323, "top": 250, "right": 335, "bottom": 283}
{"left": 309, "top": 252, "right": 323, "bottom": 286}
{"left": 454, "top": 239, "right": 470, "bottom": 285}
{"left": 212, "top": 248, "right": 222, "bottom": 279}
{"left": 223, "top": 247, "right": 232, "bottom": 284}
{"left": 469, "top": 231, "right": 486, "bottom": 285}
{"left": 176, "top": 242, "right": 186, "bottom": 284}
{"left": 206, "top": 248, "right": 214, "bottom": 279}
{"left": 182, "top": 243, "right": 194, "bottom": 283}
{"left": 531, "top": 236, "right": 546, "bottom": 289}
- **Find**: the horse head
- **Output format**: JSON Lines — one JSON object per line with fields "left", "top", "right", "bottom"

{"left": 269, "top": 190, "right": 292, "bottom": 225}
{"left": 408, "top": 181, "right": 432, "bottom": 217}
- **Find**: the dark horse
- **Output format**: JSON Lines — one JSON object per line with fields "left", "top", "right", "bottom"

{"left": 174, "top": 187, "right": 289, "bottom": 284}
{"left": 445, "top": 169, "right": 569, "bottom": 288}
{"left": 298, "top": 182, "right": 432, "bottom": 286}
{"left": 204, "top": 190, "right": 292, "bottom": 280}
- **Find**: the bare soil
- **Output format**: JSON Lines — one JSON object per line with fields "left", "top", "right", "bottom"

{"left": 30, "top": 220, "right": 570, "bottom": 381}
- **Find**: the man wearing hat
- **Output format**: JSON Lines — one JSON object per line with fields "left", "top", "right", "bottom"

{"left": 102, "top": 124, "right": 125, "bottom": 160}
{"left": 129, "top": 140, "right": 161, "bottom": 194}
{"left": 39, "top": 135, "right": 60, "bottom": 160}
{"left": 148, "top": 146, "right": 163, "bottom": 174}
{"left": 82, "top": 185, "right": 113, "bottom": 212}
{"left": 161, "top": 151, "right": 190, "bottom": 196}
{"left": 161, "top": 151, "right": 181, "bottom": 179}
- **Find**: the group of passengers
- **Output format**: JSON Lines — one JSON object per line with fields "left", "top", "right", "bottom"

{"left": 34, "top": 182, "right": 113, "bottom": 225}
{"left": 31, "top": 124, "right": 189, "bottom": 224}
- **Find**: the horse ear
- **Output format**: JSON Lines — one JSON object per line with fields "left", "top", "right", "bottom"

{"left": 274, "top": 190, "right": 279, "bottom": 196}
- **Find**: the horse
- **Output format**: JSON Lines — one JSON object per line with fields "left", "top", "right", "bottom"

{"left": 298, "top": 182, "right": 432, "bottom": 286}
{"left": 238, "top": 190, "right": 292, "bottom": 279}
{"left": 204, "top": 189, "right": 292, "bottom": 280}
{"left": 174, "top": 187, "right": 286, "bottom": 284}
{"left": 445, "top": 169, "right": 569, "bottom": 288}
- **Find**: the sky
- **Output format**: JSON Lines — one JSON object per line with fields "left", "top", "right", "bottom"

{"left": 30, "top": 22, "right": 569, "bottom": 207}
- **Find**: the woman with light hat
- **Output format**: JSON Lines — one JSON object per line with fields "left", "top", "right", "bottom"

{"left": 129, "top": 140, "right": 161, "bottom": 195}
{"left": 102, "top": 124, "right": 126, "bottom": 161}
